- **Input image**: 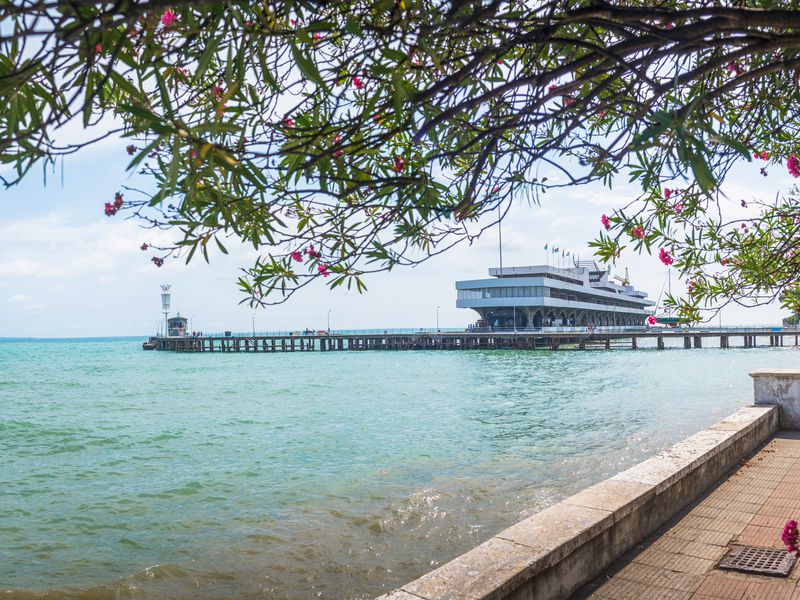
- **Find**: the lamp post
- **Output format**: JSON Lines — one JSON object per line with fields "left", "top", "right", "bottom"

{"left": 160, "top": 284, "right": 171, "bottom": 337}
{"left": 436, "top": 305, "right": 440, "bottom": 331}
{"left": 327, "top": 310, "right": 331, "bottom": 334}
{"left": 252, "top": 313, "right": 256, "bottom": 337}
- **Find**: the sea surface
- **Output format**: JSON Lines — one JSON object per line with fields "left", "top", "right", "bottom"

{"left": 1, "top": 337, "right": 798, "bottom": 599}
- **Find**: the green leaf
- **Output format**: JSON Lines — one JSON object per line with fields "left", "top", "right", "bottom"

{"left": 689, "top": 151, "right": 715, "bottom": 192}
{"left": 290, "top": 43, "right": 328, "bottom": 92}
{"left": 195, "top": 36, "right": 220, "bottom": 82}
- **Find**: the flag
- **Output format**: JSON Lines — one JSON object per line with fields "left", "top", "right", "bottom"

{"left": 553, "top": 246, "right": 559, "bottom": 253}
{"left": 544, "top": 243, "right": 548, "bottom": 250}
{"left": 562, "top": 250, "right": 565, "bottom": 257}
{"left": 566, "top": 251, "right": 570, "bottom": 256}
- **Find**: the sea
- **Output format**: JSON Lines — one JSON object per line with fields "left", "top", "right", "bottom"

{"left": 1, "top": 336, "right": 798, "bottom": 599}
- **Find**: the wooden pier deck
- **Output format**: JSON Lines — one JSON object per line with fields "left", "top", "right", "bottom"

{"left": 145, "top": 328, "right": 800, "bottom": 353}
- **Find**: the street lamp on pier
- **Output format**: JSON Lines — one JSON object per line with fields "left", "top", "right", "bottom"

{"left": 436, "top": 305, "right": 440, "bottom": 331}
{"left": 327, "top": 310, "right": 331, "bottom": 334}
{"left": 252, "top": 313, "right": 256, "bottom": 337}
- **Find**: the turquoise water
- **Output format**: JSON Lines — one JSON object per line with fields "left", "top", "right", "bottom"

{"left": 1, "top": 338, "right": 798, "bottom": 599}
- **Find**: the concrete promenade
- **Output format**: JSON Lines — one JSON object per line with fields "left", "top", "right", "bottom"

{"left": 575, "top": 432, "right": 800, "bottom": 600}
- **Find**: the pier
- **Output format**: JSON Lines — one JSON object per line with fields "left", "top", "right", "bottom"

{"left": 145, "top": 327, "right": 800, "bottom": 352}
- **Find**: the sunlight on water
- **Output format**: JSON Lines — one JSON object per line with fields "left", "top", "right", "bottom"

{"left": 0, "top": 338, "right": 798, "bottom": 598}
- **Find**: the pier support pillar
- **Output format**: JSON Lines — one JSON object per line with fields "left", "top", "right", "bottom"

{"left": 684, "top": 336, "right": 691, "bottom": 349}
{"left": 579, "top": 341, "right": 585, "bottom": 350}
{"left": 605, "top": 338, "right": 611, "bottom": 350}
{"left": 721, "top": 335, "right": 728, "bottom": 349}
{"left": 657, "top": 337, "right": 665, "bottom": 350}
{"left": 693, "top": 336, "right": 702, "bottom": 348}
{"left": 631, "top": 337, "right": 637, "bottom": 349}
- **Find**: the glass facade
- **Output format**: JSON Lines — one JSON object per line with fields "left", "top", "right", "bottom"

{"left": 457, "top": 286, "right": 545, "bottom": 300}
{"left": 458, "top": 286, "right": 647, "bottom": 310}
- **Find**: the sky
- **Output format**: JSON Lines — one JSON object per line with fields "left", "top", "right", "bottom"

{"left": 0, "top": 137, "right": 795, "bottom": 338}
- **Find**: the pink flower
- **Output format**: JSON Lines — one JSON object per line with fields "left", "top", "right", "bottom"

{"left": 547, "top": 84, "right": 558, "bottom": 93}
{"left": 782, "top": 520, "right": 799, "bottom": 553}
{"left": 290, "top": 250, "right": 303, "bottom": 262}
{"left": 788, "top": 155, "right": 800, "bottom": 178}
{"left": 564, "top": 96, "right": 575, "bottom": 107}
{"left": 151, "top": 256, "right": 164, "bottom": 267}
{"left": 647, "top": 315, "right": 657, "bottom": 326}
{"left": 305, "top": 245, "right": 321, "bottom": 259}
{"left": 290, "top": 18, "right": 297, "bottom": 26}
{"left": 318, "top": 263, "right": 330, "bottom": 277}
{"left": 126, "top": 144, "right": 136, "bottom": 155}
{"left": 313, "top": 32, "right": 322, "bottom": 41}
{"left": 726, "top": 61, "right": 742, "bottom": 76}
{"left": 491, "top": 185, "right": 501, "bottom": 194}
{"left": 658, "top": 248, "right": 673, "bottom": 266}
{"left": 664, "top": 188, "right": 673, "bottom": 200}
{"left": 95, "top": 43, "right": 102, "bottom": 53}
{"left": 394, "top": 156, "right": 407, "bottom": 172}
{"left": 285, "top": 118, "right": 294, "bottom": 128}
{"left": 104, "top": 202, "right": 116, "bottom": 216}
{"left": 754, "top": 151, "right": 769, "bottom": 160}
{"left": 212, "top": 84, "right": 224, "bottom": 102}
{"left": 673, "top": 202, "right": 684, "bottom": 215}
{"left": 632, "top": 226, "right": 644, "bottom": 239}
{"left": 114, "top": 192, "right": 123, "bottom": 209}
{"left": 353, "top": 76, "right": 364, "bottom": 90}
{"left": 332, "top": 134, "right": 344, "bottom": 157}
{"left": 161, "top": 9, "right": 177, "bottom": 28}
{"left": 601, "top": 214, "right": 610, "bottom": 230}
{"left": 140, "top": 243, "right": 149, "bottom": 251}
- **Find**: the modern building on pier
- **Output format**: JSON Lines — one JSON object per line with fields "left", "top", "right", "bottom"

{"left": 456, "top": 262, "right": 655, "bottom": 329}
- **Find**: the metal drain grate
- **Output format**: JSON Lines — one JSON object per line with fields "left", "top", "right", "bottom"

{"left": 718, "top": 545, "right": 796, "bottom": 577}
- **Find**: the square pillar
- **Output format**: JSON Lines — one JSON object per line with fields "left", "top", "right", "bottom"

{"left": 752, "top": 369, "right": 800, "bottom": 429}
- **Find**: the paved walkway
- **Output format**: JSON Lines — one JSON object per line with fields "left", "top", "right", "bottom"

{"left": 575, "top": 432, "right": 800, "bottom": 600}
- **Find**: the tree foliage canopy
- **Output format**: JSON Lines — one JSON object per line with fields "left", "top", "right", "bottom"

{"left": 4, "top": 0, "right": 800, "bottom": 318}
